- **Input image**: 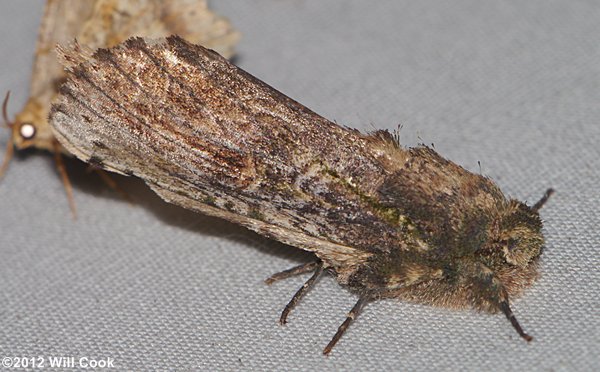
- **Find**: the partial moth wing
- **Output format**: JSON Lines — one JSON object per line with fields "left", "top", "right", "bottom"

{"left": 11, "top": 0, "right": 239, "bottom": 154}
{"left": 153, "top": 0, "right": 240, "bottom": 58}
{"left": 76, "top": 0, "right": 239, "bottom": 59}
{"left": 2, "top": 1, "right": 99, "bottom": 214}
{"left": 12, "top": 0, "right": 98, "bottom": 152}
{"left": 51, "top": 36, "right": 395, "bottom": 274}
{"left": 2, "top": 0, "right": 239, "bottom": 208}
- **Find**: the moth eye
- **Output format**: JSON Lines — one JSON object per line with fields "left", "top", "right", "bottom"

{"left": 505, "top": 238, "right": 519, "bottom": 252}
{"left": 19, "top": 123, "right": 36, "bottom": 140}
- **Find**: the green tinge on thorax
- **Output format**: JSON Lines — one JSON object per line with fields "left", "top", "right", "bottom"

{"left": 320, "top": 163, "right": 423, "bottom": 240}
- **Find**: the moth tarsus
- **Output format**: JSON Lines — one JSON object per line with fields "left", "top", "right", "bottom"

{"left": 278, "top": 262, "right": 324, "bottom": 325}
{"left": 52, "top": 140, "right": 77, "bottom": 219}
{"left": 50, "top": 36, "right": 553, "bottom": 354}
{"left": 500, "top": 301, "right": 533, "bottom": 342}
{"left": 267, "top": 261, "right": 367, "bottom": 354}
{"left": 272, "top": 260, "right": 372, "bottom": 355}
{"left": 323, "top": 297, "right": 369, "bottom": 355}
{"left": 0, "top": 135, "right": 13, "bottom": 181}
{"left": 93, "top": 168, "right": 134, "bottom": 204}
{"left": 264, "top": 261, "right": 320, "bottom": 285}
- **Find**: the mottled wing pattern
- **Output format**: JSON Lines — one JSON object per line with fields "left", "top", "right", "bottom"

{"left": 14, "top": 0, "right": 239, "bottom": 151}
{"left": 14, "top": 0, "right": 97, "bottom": 150}
{"left": 77, "top": 0, "right": 239, "bottom": 58}
{"left": 155, "top": 0, "right": 240, "bottom": 58}
{"left": 50, "top": 36, "right": 415, "bottom": 273}
{"left": 29, "top": 1, "right": 96, "bottom": 101}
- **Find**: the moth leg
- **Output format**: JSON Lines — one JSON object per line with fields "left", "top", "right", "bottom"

{"left": 469, "top": 262, "right": 533, "bottom": 341}
{"left": 0, "top": 133, "right": 14, "bottom": 180}
{"left": 93, "top": 168, "right": 133, "bottom": 204}
{"left": 264, "top": 261, "right": 320, "bottom": 284}
{"left": 323, "top": 296, "right": 369, "bottom": 355}
{"left": 279, "top": 262, "right": 324, "bottom": 324}
{"left": 500, "top": 300, "right": 533, "bottom": 342}
{"left": 53, "top": 141, "right": 77, "bottom": 219}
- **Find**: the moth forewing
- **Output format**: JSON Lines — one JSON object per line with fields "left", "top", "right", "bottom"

{"left": 49, "top": 36, "right": 551, "bottom": 354}
{"left": 1, "top": 0, "right": 240, "bottom": 216}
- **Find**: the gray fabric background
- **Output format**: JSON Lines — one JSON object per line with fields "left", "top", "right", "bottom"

{"left": 1, "top": 0, "right": 598, "bottom": 370}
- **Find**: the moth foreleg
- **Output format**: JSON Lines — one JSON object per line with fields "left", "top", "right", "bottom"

{"left": 468, "top": 261, "right": 533, "bottom": 342}
{"left": 500, "top": 300, "right": 533, "bottom": 342}
{"left": 277, "top": 262, "right": 324, "bottom": 325}
{"left": 264, "top": 261, "right": 320, "bottom": 285}
{"left": 92, "top": 168, "right": 133, "bottom": 204}
{"left": 53, "top": 141, "right": 77, "bottom": 219}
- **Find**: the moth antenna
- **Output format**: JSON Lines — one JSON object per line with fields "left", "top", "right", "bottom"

{"left": 265, "top": 261, "right": 319, "bottom": 285}
{"left": 500, "top": 301, "right": 533, "bottom": 342}
{"left": 323, "top": 296, "right": 369, "bottom": 355}
{"left": 532, "top": 188, "right": 555, "bottom": 212}
{"left": 0, "top": 91, "right": 15, "bottom": 180}
{"left": 279, "top": 262, "right": 323, "bottom": 325}
{"left": 2, "top": 91, "right": 11, "bottom": 128}
{"left": 53, "top": 141, "right": 77, "bottom": 219}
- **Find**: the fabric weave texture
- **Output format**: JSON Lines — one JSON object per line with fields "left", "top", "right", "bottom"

{"left": 0, "top": 1, "right": 597, "bottom": 371}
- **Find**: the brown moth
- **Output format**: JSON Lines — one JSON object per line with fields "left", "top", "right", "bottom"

{"left": 2, "top": 0, "right": 239, "bottom": 215}
{"left": 49, "top": 36, "right": 553, "bottom": 354}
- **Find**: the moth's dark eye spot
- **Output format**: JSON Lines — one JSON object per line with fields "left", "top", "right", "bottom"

{"left": 506, "top": 238, "right": 519, "bottom": 252}
{"left": 19, "top": 123, "right": 36, "bottom": 140}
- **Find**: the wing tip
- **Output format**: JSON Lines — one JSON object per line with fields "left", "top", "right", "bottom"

{"left": 56, "top": 39, "right": 95, "bottom": 71}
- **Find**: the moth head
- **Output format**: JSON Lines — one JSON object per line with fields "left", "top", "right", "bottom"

{"left": 1, "top": 93, "right": 58, "bottom": 179}
{"left": 12, "top": 98, "right": 55, "bottom": 151}
{"left": 497, "top": 190, "right": 553, "bottom": 267}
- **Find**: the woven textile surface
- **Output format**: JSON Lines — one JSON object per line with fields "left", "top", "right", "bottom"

{"left": 0, "top": 1, "right": 598, "bottom": 370}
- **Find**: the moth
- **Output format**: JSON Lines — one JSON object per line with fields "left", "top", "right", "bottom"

{"left": 49, "top": 36, "right": 553, "bottom": 354}
{"left": 2, "top": 0, "right": 239, "bottom": 215}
